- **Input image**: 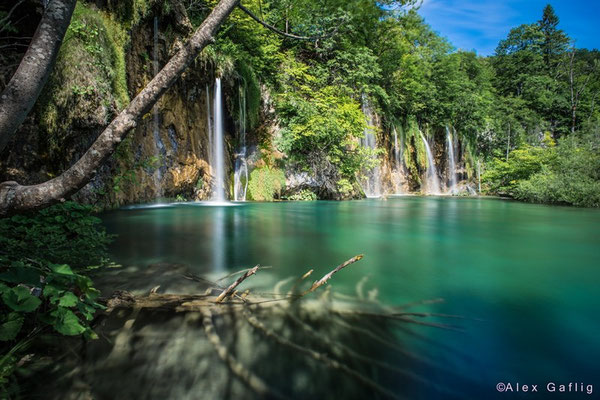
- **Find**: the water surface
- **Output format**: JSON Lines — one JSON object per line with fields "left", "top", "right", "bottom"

{"left": 102, "top": 197, "right": 600, "bottom": 399}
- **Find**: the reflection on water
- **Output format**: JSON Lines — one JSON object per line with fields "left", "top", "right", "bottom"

{"left": 94, "top": 197, "right": 600, "bottom": 399}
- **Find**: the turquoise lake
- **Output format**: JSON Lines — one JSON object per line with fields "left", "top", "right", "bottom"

{"left": 101, "top": 197, "right": 600, "bottom": 399}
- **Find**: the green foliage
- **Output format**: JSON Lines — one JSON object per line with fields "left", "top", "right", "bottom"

{"left": 274, "top": 55, "right": 369, "bottom": 182}
{"left": 0, "top": 202, "right": 113, "bottom": 269}
{"left": 286, "top": 189, "right": 317, "bottom": 201}
{"left": 0, "top": 260, "right": 104, "bottom": 341}
{"left": 482, "top": 145, "right": 552, "bottom": 195}
{"left": 483, "top": 133, "right": 600, "bottom": 207}
{"left": 514, "top": 135, "right": 600, "bottom": 207}
{"left": 247, "top": 167, "right": 286, "bottom": 201}
{"left": 0, "top": 202, "right": 110, "bottom": 392}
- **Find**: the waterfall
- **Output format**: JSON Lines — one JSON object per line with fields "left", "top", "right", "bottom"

{"left": 233, "top": 84, "right": 248, "bottom": 201}
{"left": 211, "top": 78, "right": 226, "bottom": 202}
{"left": 392, "top": 126, "right": 404, "bottom": 194}
{"left": 360, "top": 95, "right": 381, "bottom": 198}
{"left": 393, "top": 127, "right": 401, "bottom": 166}
{"left": 419, "top": 131, "right": 441, "bottom": 195}
{"left": 446, "top": 126, "right": 457, "bottom": 194}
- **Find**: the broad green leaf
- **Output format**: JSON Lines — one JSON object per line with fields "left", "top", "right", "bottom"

{"left": 0, "top": 313, "right": 24, "bottom": 341}
{"left": 52, "top": 307, "right": 86, "bottom": 336}
{"left": 2, "top": 286, "right": 42, "bottom": 312}
{"left": 49, "top": 264, "right": 74, "bottom": 276}
{"left": 43, "top": 284, "right": 63, "bottom": 303}
{"left": 58, "top": 292, "right": 79, "bottom": 307}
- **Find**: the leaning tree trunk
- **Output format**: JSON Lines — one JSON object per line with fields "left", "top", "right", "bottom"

{"left": 0, "top": 0, "right": 241, "bottom": 217}
{"left": 0, "top": 0, "right": 77, "bottom": 153}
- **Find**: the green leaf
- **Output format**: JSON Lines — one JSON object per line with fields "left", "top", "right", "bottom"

{"left": 49, "top": 264, "right": 74, "bottom": 276}
{"left": 0, "top": 283, "right": 9, "bottom": 294}
{"left": 0, "top": 313, "right": 24, "bottom": 341}
{"left": 52, "top": 307, "right": 86, "bottom": 336}
{"left": 2, "top": 286, "right": 42, "bottom": 312}
{"left": 43, "top": 284, "right": 64, "bottom": 303}
{"left": 58, "top": 292, "right": 79, "bottom": 307}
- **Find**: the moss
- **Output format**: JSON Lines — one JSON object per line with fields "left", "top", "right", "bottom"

{"left": 98, "top": 11, "right": 130, "bottom": 108}
{"left": 246, "top": 166, "right": 286, "bottom": 201}
{"left": 36, "top": 2, "right": 130, "bottom": 168}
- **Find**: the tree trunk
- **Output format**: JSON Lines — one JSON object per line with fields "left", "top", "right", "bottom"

{"left": 0, "top": 0, "right": 77, "bottom": 153}
{"left": 0, "top": 0, "right": 240, "bottom": 217}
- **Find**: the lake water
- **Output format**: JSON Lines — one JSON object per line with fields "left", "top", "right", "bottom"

{"left": 100, "top": 197, "right": 600, "bottom": 399}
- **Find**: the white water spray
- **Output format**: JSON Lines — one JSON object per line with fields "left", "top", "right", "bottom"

{"left": 212, "top": 78, "right": 226, "bottom": 202}
{"left": 360, "top": 95, "right": 381, "bottom": 197}
{"left": 420, "top": 131, "right": 441, "bottom": 195}
{"left": 392, "top": 126, "right": 404, "bottom": 194}
{"left": 446, "top": 126, "right": 457, "bottom": 194}
{"left": 233, "top": 84, "right": 248, "bottom": 201}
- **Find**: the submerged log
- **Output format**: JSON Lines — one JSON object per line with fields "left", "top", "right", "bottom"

{"left": 77, "top": 255, "right": 465, "bottom": 400}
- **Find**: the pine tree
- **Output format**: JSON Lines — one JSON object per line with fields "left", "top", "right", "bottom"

{"left": 538, "top": 4, "right": 570, "bottom": 71}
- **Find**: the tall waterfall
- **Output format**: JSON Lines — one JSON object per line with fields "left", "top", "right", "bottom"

{"left": 419, "top": 131, "right": 441, "bottom": 195}
{"left": 360, "top": 95, "right": 381, "bottom": 198}
{"left": 233, "top": 84, "right": 248, "bottom": 201}
{"left": 211, "top": 78, "right": 226, "bottom": 202}
{"left": 446, "top": 126, "right": 457, "bottom": 194}
{"left": 393, "top": 126, "right": 401, "bottom": 166}
{"left": 392, "top": 126, "right": 404, "bottom": 194}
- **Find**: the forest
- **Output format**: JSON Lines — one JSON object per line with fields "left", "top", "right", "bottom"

{"left": 0, "top": 0, "right": 599, "bottom": 398}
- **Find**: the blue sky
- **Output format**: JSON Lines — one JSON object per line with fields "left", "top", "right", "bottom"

{"left": 414, "top": 0, "right": 600, "bottom": 56}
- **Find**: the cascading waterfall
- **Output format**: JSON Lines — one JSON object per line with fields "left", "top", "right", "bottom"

{"left": 211, "top": 78, "right": 226, "bottom": 202}
{"left": 233, "top": 84, "right": 248, "bottom": 201}
{"left": 360, "top": 95, "right": 381, "bottom": 198}
{"left": 392, "top": 126, "right": 404, "bottom": 194}
{"left": 419, "top": 130, "right": 441, "bottom": 195}
{"left": 445, "top": 126, "right": 457, "bottom": 194}
{"left": 393, "top": 126, "right": 401, "bottom": 167}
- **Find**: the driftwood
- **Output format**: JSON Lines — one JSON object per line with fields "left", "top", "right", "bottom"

{"left": 215, "top": 265, "right": 259, "bottom": 303}
{"left": 97, "top": 255, "right": 463, "bottom": 400}
{"left": 306, "top": 254, "right": 363, "bottom": 294}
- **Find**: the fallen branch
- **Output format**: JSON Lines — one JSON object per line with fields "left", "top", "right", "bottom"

{"left": 305, "top": 255, "right": 363, "bottom": 294}
{"left": 215, "top": 265, "right": 259, "bottom": 303}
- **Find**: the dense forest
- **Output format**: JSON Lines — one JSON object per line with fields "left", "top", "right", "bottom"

{"left": 0, "top": 0, "right": 599, "bottom": 396}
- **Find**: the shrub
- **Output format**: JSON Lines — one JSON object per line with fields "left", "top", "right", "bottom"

{"left": 0, "top": 202, "right": 113, "bottom": 269}
{"left": 246, "top": 167, "right": 286, "bottom": 201}
{"left": 286, "top": 189, "right": 317, "bottom": 201}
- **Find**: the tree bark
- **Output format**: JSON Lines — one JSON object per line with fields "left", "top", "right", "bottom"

{"left": 0, "top": 0, "right": 240, "bottom": 217}
{"left": 0, "top": 0, "right": 77, "bottom": 153}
